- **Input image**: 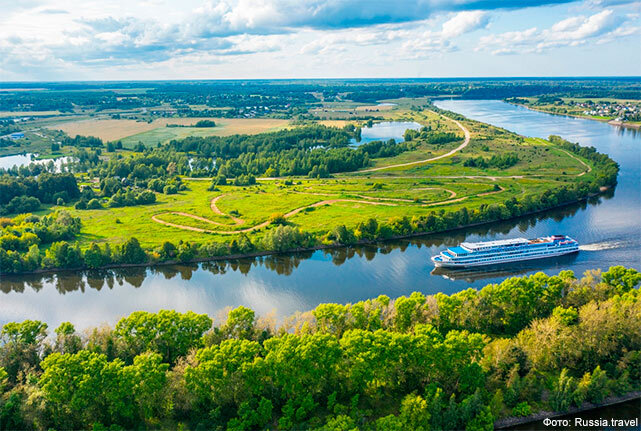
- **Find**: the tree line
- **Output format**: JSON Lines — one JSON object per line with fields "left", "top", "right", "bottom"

{"left": 0, "top": 266, "right": 638, "bottom": 430}
{"left": 0, "top": 173, "right": 80, "bottom": 215}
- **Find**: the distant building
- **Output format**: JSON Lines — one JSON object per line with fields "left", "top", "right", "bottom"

{"left": 9, "top": 132, "right": 24, "bottom": 139}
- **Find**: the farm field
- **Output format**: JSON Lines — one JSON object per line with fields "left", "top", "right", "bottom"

{"left": 47, "top": 117, "right": 292, "bottom": 144}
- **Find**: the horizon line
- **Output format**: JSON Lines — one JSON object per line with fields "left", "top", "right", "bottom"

{"left": 1, "top": 76, "right": 641, "bottom": 85}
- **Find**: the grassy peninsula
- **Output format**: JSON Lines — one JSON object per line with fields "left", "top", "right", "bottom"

{"left": 0, "top": 102, "right": 619, "bottom": 274}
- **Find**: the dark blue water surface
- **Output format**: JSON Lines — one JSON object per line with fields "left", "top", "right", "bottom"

{"left": 1, "top": 100, "right": 639, "bottom": 330}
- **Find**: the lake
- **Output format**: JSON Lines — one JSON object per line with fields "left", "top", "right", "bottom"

{"left": 1, "top": 100, "right": 639, "bottom": 330}
{"left": 352, "top": 121, "right": 422, "bottom": 145}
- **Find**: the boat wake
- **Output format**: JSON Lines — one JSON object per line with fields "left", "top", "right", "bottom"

{"left": 579, "top": 240, "right": 628, "bottom": 251}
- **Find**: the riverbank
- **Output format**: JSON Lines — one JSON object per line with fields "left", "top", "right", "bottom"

{"left": 0, "top": 185, "right": 611, "bottom": 277}
{"left": 495, "top": 392, "right": 641, "bottom": 429}
{"left": 505, "top": 101, "right": 641, "bottom": 129}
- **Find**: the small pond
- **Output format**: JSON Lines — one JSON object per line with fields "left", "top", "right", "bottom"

{"left": 0, "top": 153, "right": 72, "bottom": 171}
{"left": 351, "top": 121, "right": 422, "bottom": 146}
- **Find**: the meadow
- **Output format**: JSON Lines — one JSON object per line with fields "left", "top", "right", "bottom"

{"left": 44, "top": 109, "right": 595, "bottom": 250}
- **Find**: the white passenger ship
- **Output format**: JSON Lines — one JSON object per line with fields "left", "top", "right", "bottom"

{"left": 431, "top": 235, "right": 579, "bottom": 268}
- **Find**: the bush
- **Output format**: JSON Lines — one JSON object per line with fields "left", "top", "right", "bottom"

{"left": 269, "top": 213, "right": 287, "bottom": 226}
{"left": 86, "top": 199, "right": 102, "bottom": 210}
{"left": 163, "top": 185, "right": 178, "bottom": 195}
{"left": 511, "top": 402, "right": 532, "bottom": 417}
{"left": 2, "top": 196, "right": 41, "bottom": 215}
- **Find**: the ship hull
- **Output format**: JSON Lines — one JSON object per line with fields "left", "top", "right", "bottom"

{"left": 432, "top": 247, "right": 578, "bottom": 268}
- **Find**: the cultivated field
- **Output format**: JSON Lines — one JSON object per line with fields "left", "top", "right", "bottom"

{"left": 48, "top": 117, "right": 291, "bottom": 143}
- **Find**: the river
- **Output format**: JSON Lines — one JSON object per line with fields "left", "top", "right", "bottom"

{"left": 0, "top": 100, "right": 639, "bottom": 330}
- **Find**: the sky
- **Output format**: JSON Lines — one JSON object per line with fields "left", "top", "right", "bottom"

{"left": 1, "top": 0, "right": 640, "bottom": 81}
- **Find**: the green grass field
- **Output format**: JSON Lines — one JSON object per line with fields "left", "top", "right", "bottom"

{"left": 40, "top": 109, "right": 595, "bottom": 249}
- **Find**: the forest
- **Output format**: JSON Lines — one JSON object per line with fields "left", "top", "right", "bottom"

{"left": 0, "top": 266, "right": 639, "bottom": 430}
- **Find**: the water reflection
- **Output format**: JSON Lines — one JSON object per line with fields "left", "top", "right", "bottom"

{"left": 0, "top": 153, "right": 72, "bottom": 171}
{"left": 432, "top": 253, "right": 579, "bottom": 283}
{"left": 0, "top": 195, "right": 598, "bottom": 297}
{"left": 351, "top": 121, "right": 422, "bottom": 145}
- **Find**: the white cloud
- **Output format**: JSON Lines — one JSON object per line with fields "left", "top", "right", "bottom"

{"left": 441, "top": 11, "right": 489, "bottom": 38}
{"left": 476, "top": 9, "right": 638, "bottom": 54}
{"left": 0, "top": 0, "right": 639, "bottom": 79}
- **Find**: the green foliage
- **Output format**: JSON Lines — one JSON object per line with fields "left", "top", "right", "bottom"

{"left": 268, "top": 212, "right": 287, "bottom": 226}
{"left": 261, "top": 225, "right": 310, "bottom": 252}
{"left": 120, "top": 237, "right": 147, "bottom": 264}
{"left": 0, "top": 173, "right": 80, "bottom": 214}
{"left": 552, "top": 306, "right": 579, "bottom": 325}
{"left": 511, "top": 402, "right": 532, "bottom": 417}
{"left": 550, "top": 369, "right": 576, "bottom": 412}
{"left": 194, "top": 120, "right": 216, "bottom": 127}
{"left": 576, "top": 366, "right": 609, "bottom": 405}
{"left": 464, "top": 153, "right": 519, "bottom": 169}
{"left": 0, "top": 267, "right": 638, "bottom": 429}
{"left": 114, "top": 310, "right": 212, "bottom": 364}
{"left": 222, "top": 306, "right": 256, "bottom": 340}
{"left": 601, "top": 266, "right": 641, "bottom": 294}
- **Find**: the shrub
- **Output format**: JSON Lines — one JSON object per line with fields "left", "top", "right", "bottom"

{"left": 269, "top": 213, "right": 287, "bottom": 226}
{"left": 163, "top": 185, "right": 177, "bottom": 195}
{"left": 86, "top": 199, "right": 102, "bottom": 210}
{"left": 511, "top": 402, "right": 531, "bottom": 417}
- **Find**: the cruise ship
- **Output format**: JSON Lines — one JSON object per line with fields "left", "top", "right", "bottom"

{"left": 431, "top": 235, "right": 579, "bottom": 268}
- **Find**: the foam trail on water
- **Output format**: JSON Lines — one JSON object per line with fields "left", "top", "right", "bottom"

{"left": 579, "top": 240, "right": 627, "bottom": 251}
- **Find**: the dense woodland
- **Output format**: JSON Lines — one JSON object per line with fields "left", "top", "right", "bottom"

{"left": 0, "top": 266, "right": 639, "bottom": 430}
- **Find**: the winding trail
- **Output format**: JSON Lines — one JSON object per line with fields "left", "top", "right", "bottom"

{"left": 358, "top": 114, "right": 471, "bottom": 173}
{"left": 210, "top": 195, "right": 244, "bottom": 225}
{"left": 151, "top": 183, "right": 498, "bottom": 235}
{"left": 153, "top": 195, "right": 398, "bottom": 235}
{"left": 558, "top": 149, "right": 592, "bottom": 176}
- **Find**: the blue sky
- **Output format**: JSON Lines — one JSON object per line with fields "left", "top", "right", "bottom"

{"left": 1, "top": 0, "right": 639, "bottom": 81}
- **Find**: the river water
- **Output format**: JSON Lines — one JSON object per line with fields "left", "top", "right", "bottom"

{"left": 1, "top": 100, "right": 639, "bottom": 330}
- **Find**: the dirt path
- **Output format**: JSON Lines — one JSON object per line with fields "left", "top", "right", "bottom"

{"left": 358, "top": 114, "right": 471, "bottom": 173}
{"left": 292, "top": 187, "right": 457, "bottom": 203}
{"left": 558, "top": 149, "right": 592, "bottom": 176}
{"left": 153, "top": 197, "right": 398, "bottom": 235}
{"left": 152, "top": 179, "right": 503, "bottom": 235}
{"left": 210, "top": 195, "right": 244, "bottom": 225}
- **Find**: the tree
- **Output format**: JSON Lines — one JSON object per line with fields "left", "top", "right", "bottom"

{"left": 130, "top": 352, "right": 169, "bottom": 424}
{"left": 54, "top": 322, "right": 82, "bottom": 355}
{"left": 114, "top": 310, "right": 212, "bottom": 364}
{"left": 39, "top": 351, "right": 135, "bottom": 428}
{"left": 185, "top": 339, "right": 262, "bottom": 408}
{"left": 86, "top": 198, "right": 103, "bottom": 209}
{"left": 601, "top": 266, "right": 641, "bottom": 294}
{"left": 0, "top": 320, "right": 48, "bottom": 382}
{"left": 84, "top": 243, "right": 110, "bottom": 269}
{"left": 120, "top": 238, "right": 147, "bottom": 264}
{"left": 223, "top": 306, "right": 256, "bottom": 340}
